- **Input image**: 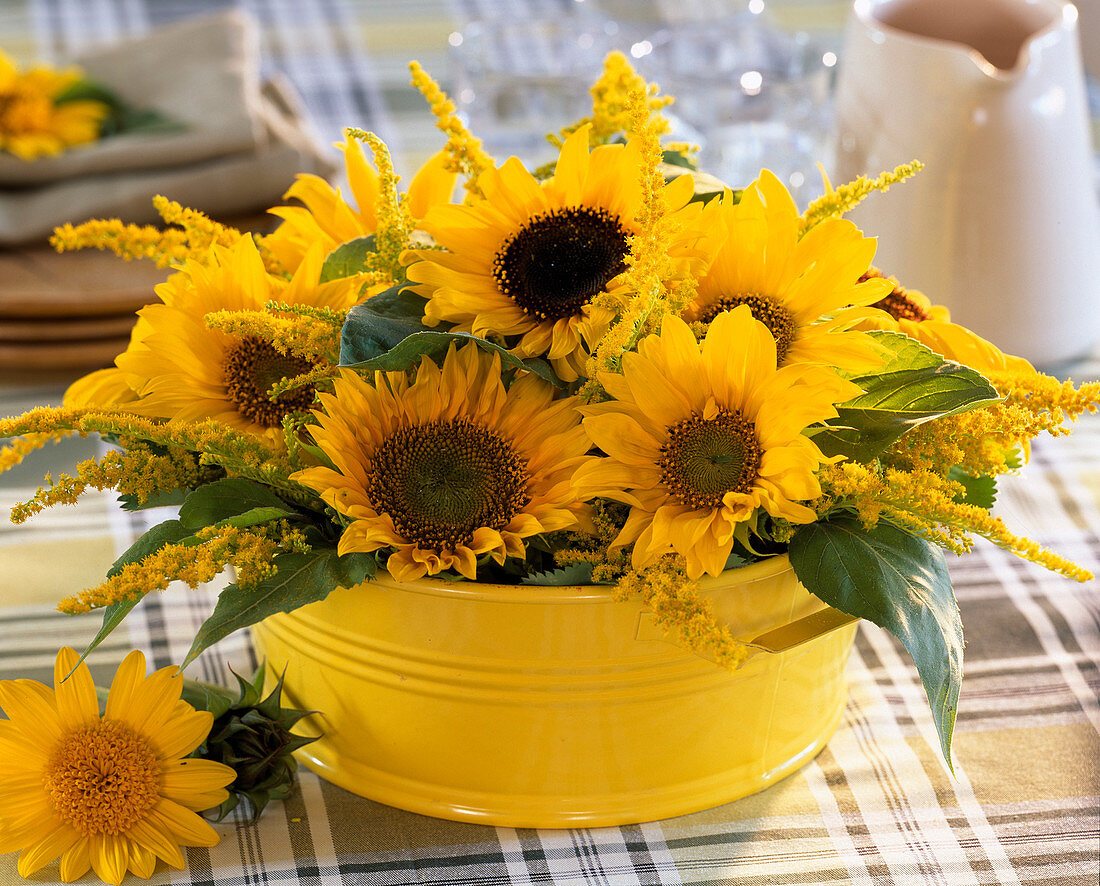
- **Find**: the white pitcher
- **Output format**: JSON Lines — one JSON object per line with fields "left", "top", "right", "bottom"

{"left": 833, "top": 0, "right": 1099, "bottom": 368}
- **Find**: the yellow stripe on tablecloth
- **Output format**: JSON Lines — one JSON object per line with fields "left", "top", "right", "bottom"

{"left": 956, "top": 724, "right": 1100, "bottom": 804}
{"left": 1, "top": 537, "right": 119, "bottom": 608}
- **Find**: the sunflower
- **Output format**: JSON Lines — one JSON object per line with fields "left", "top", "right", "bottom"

{"left": 682, "top": 170, "right": 894, "bottom": 369}
{"left": 263, "top": 131, "right": 457, "bottom": 272}
{"left": 0, "top": 647, "right": 234, "bottom": 884}
{"left": 0, "top": 51, "right": 109, "bottom": 160}
{"left": 67, "top": 237, "right": 364, "bottom": 443}
{"left": 847, "top": 270, "right": 1035, "bottom": 378}
{"left": 291, "top": 343, "right": 593, "bottom": 582}
{"left": 572, "top": 306, "right": 860, "bottom": 579}
{"left": 403, "top": 125, "right": 706, "bottom": 382}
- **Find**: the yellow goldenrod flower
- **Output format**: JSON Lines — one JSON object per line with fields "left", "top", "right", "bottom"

{"left": 59, "top": 522, "right": 306, "bottom": 613}
{"left": 64, "top": 238, "right": 363, "bottom": 446}
{"left": 51, "top": 197, "right": 256, "bottom": 271}
{"left": 552, "top": 50, "right": 674, "bottom": 149}
{"left": 617, "top": 557, "right": 751, "bottom": 669}
{"left": 0, "top": 50, "right": 109, "bottom": 159}
{"left": 263, "top": 129, "right": 456, "bottom": 274}
{"left": 799, "top": 161, "right": 923, "bottom": 235}
{"left": 572, "top": 307, "right": 861, "bottom": 579}
{"left": 203, "top": 303, "right": 345, "bottom": 365}
{"left": 818, "top": 461, "right": 1093, "bottom": 582}
{"left": 0, "top": 407, "right": 298, "bottom": 500}
{"left": 0, "top": 647, "right": 234, "bottom": 884}
{"left": 292, "top": 344, "right": 593, "bottom": 582}
{"left": 683, "top": 170, "right": 894, "bottom": 369}
{"left": 0, "top": 432, "right": 55, "bottom": 473}
{"left": 10, "top": 444, "right": 204, "bottom": 525}
{"left": 583, "top": 92, "right": 687, "bottom": 391}
{"left": 405, "top": 124, "right": 706, "bottom": 382}
{"left": 408, "top": 60, "right": 495, "bottom": 196}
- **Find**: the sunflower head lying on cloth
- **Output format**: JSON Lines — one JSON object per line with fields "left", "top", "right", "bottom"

{"left": 1, "top": 53, "right": 1097, "bottom": 838}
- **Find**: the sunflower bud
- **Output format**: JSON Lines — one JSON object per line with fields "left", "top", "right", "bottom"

{"left": 182, "top": 664, "right": 318, "bottom": 821}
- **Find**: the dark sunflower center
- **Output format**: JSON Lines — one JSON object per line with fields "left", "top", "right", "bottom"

{"left": 366, "top": 419, "right": 531, "bottom": 550}
{"left": 659, "top": 409, "right": 763, "bottom": 510}
{"left": 492, "top": 206, "right": 629, "bottom": 321}
{"left": 698, "top": 293, "right": 797, "bottom": 364}
{"left": 223, "top": 336, "right": 318, "bottom": 428}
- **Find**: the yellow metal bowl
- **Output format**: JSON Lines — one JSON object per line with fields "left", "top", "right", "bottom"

{"left": 252, "top": 554, "right": 857, "bottom": 827}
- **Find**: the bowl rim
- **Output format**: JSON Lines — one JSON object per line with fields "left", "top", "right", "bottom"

{"left": 359, "top": 553, "right": 794, "bottom": 605}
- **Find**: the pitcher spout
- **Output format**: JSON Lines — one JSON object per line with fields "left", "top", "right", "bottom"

{"left": 861, "top": 0, "right": 1071, "bottom": 82}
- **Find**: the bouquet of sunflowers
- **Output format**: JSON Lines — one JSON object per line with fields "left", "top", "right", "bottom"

{"left": 1, "top": 51, "right": 1097, "bottom": 883}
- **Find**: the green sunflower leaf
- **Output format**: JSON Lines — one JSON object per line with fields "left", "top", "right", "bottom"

{"left": 178, "top": 478, "right": 296, "bottom": 529}
{"left": 342, "top": 329, "right": 564, "bottom": 388}
{"left": 812, "top": 332, "right": 1000, "bottom": 462}
{"left": 948, "top": 467, "right": 997, "bottom": 509}
{"left": 339, "top": 288, "right": 435, "bottom": 364}
{"left": 180, "top": 548, "right": 371, "bottom": 668}
{"left": 320, "top": 235, "right": 378, "bottom": 282}
{"left": 54, "top": 78, "right": 183, "bottom": 137}
{"left": 107, "top": 518, "right": 193, "bottom": 578}
{"left": 69, "top": 518, "right": 196, "bottom": 672}
{"left": 789, "top": 514, "right": 962, "bottom": 771}
{"left": 72, "top": 599, "right": 142, "bottom": 676}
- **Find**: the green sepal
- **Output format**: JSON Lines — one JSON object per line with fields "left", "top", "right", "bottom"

{"left": 521, "top": 562, "right": 597, "bottom": 586}
{"left": 185, "top": 664, "right": 319, "bottom": 822}
{"left": 788, "top": 514, "right": 963, "bottom": 771}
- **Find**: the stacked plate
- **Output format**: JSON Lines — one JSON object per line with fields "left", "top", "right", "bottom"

{"left": 0, "top": 245, "right": 166, "bottom": 371}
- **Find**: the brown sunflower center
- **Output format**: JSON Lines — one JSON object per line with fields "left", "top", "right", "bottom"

{"left": 698, "top": 293, "right": 796, "bottom": 363}
{"left": 366, "top": 419, "right": 531, "bottom": 550}
{"left": 659, "top": 409, "right": 763, "bottom": 510}
{"left": 492, "top": 206, "right": 629, "bottom": 321}
{"left": 42, "top": 719, "right": 161, "bottom": 837}
{"left": 859, "top": 269, "right": 931, "bottom": 322}
{"left": 223, "top": 336, "right": 318, "bottom": 428}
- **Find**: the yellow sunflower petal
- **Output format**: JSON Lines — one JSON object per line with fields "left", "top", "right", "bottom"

{"left": 160, "top": 759, "right": 235, "bottom": 805}
{"left": 58, "top": 837, "right": 92, "bottom": 882}
{"left": 126, "top": 816, "right": 186, "bottom": 869}
{"left": 149, "top": 798, "right": 221, "bottom": 847}
{"left": 52, "top": 647, "right": 99, "bottom": 732}
{"left": 408, "top": 150, "right": 457, "bottom": 221}
{"left": 17, "top": 824, "right": 81, "bottom": 878}
{"left": 127, "top": 841, "right": 158, "bottom": 879}
{"left": 88, "top": 831, "right": 130, "bottom": 886}
{"left": 0, "top": 679, "right": 63, "bottom": 743}
{"left": 149, "top": 707, "right": 216, "bottom": 762}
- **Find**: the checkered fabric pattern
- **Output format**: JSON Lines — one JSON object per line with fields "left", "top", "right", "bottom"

{"left": 1, "top": 414, "right": 1098, "bottom": 885}
{"left": 1, "top": 1, "right": 1099, "bottom": 884}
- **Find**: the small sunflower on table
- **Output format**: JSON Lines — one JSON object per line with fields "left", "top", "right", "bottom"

{"left": 2, "top": 51, "right": 1098, "bottom": 883}
{"left": 0, "top": 49, "right": 175, "bottom": 160}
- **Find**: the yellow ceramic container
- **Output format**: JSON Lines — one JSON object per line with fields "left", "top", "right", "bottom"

{"left": 251, "top": 554, "right": 858, "bottom": 827}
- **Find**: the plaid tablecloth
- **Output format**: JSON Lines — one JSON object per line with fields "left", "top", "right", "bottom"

{"left": 2, "top": 1, "right": 1099, "bottom": 884}
{"left": 1, "top": 411, "right": 1098, "bottom": 886}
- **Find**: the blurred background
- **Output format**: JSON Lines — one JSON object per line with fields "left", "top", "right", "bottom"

{"left": 0, "top": 0, "right": 1096, "bottom": 386}
{"left": 3, "top": 0, "right": 1093, "bottom": 203}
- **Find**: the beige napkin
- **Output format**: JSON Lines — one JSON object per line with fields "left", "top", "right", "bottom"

{"left": 0, "top": 9, "right": 336, "bottom": 244}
